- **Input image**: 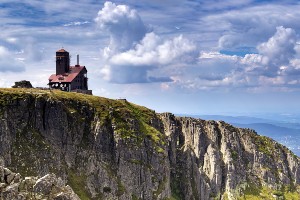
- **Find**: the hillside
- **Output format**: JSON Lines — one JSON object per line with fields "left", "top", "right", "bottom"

{"left": 0, "top": 88, "right": 299, "bottom": 199}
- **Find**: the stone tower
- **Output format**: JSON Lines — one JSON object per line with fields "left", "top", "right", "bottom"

{"left": 56, "top": 49, "right": 70, "bottom": 75}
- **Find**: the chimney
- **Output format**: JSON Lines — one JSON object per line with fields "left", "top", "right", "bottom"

{"left": 76, "top": 54, "right": 79, "bottom": 66}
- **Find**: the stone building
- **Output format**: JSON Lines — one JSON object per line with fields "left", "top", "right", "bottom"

{"left": 48, "top": 49, "right": 92, "bottom": 94}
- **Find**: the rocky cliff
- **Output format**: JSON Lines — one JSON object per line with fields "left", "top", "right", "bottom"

{"left": 0, "top": 166, "right": 80, "bottom": 199}
{"left": 0, "top": 88, "right": 299, "bottom": 199}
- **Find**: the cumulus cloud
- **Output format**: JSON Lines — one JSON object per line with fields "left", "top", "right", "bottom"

{"left": 96, "top": 2, "right": 197, "bottom": 84}
{"left": 0, "top": 46, "right": 25, "bottom": 72}
{"left": 257, "top": 26, "right": 296, "bottom": 67}
{"left": 94, "top": 2, "right": 300, "bottom": 90}
{"left": 110, "top": 33, "right": 196, "bottom": 66}
{"left": 241, "top": 26, "right": 298, "bottom": 77}
{"left": 195, "top": 26, "right": 300, "bottom": 91}
{"left": 101, "top": 33, "right": 196, "bottom": 83}
{"left": 214, "top": 4, "right": 300, "bottom": 52}
{"left": 95, "top": 1, "right": 149, "bottom": 55}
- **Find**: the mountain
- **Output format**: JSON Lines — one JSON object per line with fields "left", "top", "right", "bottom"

{"left": 0, "top": 88, "right": 300, "bottom": 199}
{"left": 192, "top": 115, "right": 300, "bottom": 156}
{"left": 232, "top": 123, "right": 299, "bottom": 137}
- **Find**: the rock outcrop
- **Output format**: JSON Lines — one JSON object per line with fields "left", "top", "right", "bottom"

{"left": 161, "top": 113, "right": 300, "bottom": 199}
{"left": 0, "top": 88, "right": 299, "bottom": 199}
{"left": 11, "top": 80, "right": 33, "bottom": 88}
{"left": 0, "top": 166, "right": 80, "bottom": 199}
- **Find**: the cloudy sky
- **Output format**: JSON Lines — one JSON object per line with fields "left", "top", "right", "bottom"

{"left": 1, "top": 0, "right": 300, "bottom": 116}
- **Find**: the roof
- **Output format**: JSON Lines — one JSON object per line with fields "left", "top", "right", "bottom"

{"left": 57, "top": 48, "right": 68, "bottom": 53}
{"left": 48, "top": 66, "right": 86, "bottom": 83}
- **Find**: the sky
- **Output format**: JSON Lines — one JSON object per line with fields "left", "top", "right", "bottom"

{"left": 1, "top": 0, "right": 300, "bottom": 117}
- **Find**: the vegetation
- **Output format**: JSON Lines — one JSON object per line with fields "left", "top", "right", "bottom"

{"left": 0, "top": 88, "right": 166, "bottom": 150}
{"left": 10, "top": 128, "right": 53, "bottom": 177}
{"left": 231, "top": 150, "right": 238, "bottom": 161}
{"left": 67, "top": 169, "right": 90, "bottom": 200}
{"left": 116, "top": 178, "right": 126, "bottom": 196}
{"left": 238, "top": 183, "right": 300, "bottom": 200}
{"left": 132, "top": 194, "right": 140, "bottom": 200}
{"left": 253, "top": 135, "right": 276, "bottom": 156}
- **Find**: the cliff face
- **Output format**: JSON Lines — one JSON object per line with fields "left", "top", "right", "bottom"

{"left": 0, "top": 88, "right": 299, "bottom": 199}
{"left": 161, "top": 114, "right": 300, "bottom": 199}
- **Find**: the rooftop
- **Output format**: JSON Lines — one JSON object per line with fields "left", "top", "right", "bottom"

{"left": 49, "top": 66, "right": 86, "bottom": 83}
{"left": 57, "top": 49, "right": 68, "bottom": 53}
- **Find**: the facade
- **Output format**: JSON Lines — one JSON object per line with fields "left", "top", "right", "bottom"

{"left": 48, "top": 49, "right": 92, "bottom": 94}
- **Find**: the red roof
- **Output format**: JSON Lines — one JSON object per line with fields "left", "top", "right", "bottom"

{"left": 57, "top": 49, "right": 68, "bottom": 52}
{"left": 49, "top": 66, "right": 86, "bottom": 83}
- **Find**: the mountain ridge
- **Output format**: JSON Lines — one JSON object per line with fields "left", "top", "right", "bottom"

{"left": 188, "top": 114, "right": 300, "bottom": 157}
{"left": 0, "top": 88, "right": 299, "bottom": 199}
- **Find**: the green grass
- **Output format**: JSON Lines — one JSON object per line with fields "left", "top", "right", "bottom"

{"left": 116, "top": 178, "right": 126, "bottom": 197}
{"left": 132, "top": 194, "right": 140, "bottom": 200}
{"left": 0, "top": 88, "right": 166, "bottom": 149}
{"left": 238, "top": 183, "right": 300, "bottom": 200}
{"left": 253, "top": 135, "right": 276, "bottom": 156}
{"left": 67, "top": 169, "right": 90, "bottom": 200}
{"left": 231, "top": 150, "right": 238, "bottom": 161}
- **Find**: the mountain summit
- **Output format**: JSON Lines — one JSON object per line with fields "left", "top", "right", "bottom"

{"left": 0, "top": 88, "right": 299, "bottom": 199}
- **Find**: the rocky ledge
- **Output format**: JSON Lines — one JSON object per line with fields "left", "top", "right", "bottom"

{"left": 0, "top": 166, "right": 79, "bottom": 199}
{"left": 0, "top": 88, "right": 299, "bottom": 199}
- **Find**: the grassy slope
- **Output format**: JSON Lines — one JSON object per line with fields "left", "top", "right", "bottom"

{"left": 0, "top": 88, "right": 165, "bottom": 147}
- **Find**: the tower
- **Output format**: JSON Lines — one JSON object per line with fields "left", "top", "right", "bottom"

{"left": 56, "top": 49, "right": 70, "bottom": 75}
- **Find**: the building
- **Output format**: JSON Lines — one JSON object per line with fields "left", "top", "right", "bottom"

{"left": 48, "top": 49, "right": 92, "bottom": 94}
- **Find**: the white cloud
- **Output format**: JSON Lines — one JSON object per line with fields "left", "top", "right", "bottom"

{"left": 257, "top": 26, "right": 296, "bottom": 68}
{"left": 290, "top": 59, "right": 300, "bottom": 70}
{"left": 213, "top": 4, "right": 300, "bottom": 52}
{"left": 101, "top": 33, "right": 196, "bottom": 83}
{"left": 96, "top": 2, "right": 197, "bottom": 84}
{"left": 5, "top": 37, "right": 18, "bottom": 44}
{"left": 194, "top": 26, "right": 300, "bottom": 91}
{"left": 241, "top": 26, "right": 299, "bottom": 77}
{"left": 63, "top": 21, "right": 90, "bottom": 27}
{"left": 110, "top": 33, "right": 196, "bottom": 66}
{"left": 95, "top": 1, "right": 149, "bottom": 55}
{"left": 0, "top": 46, "right": 25, "bottom": 72}
{"left": 199, "top": 51, "right": 239, "bottom": 61}
{"left": 258, "top": 76, "right": 285, "bottom": 85}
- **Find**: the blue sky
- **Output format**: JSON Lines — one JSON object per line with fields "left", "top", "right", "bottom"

{"left": 1, "top": 0, "right": 300, "bottom": 116}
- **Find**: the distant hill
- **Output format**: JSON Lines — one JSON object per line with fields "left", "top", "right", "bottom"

{"left": 232, "top": 123, "right": 299, "bottom": 137}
